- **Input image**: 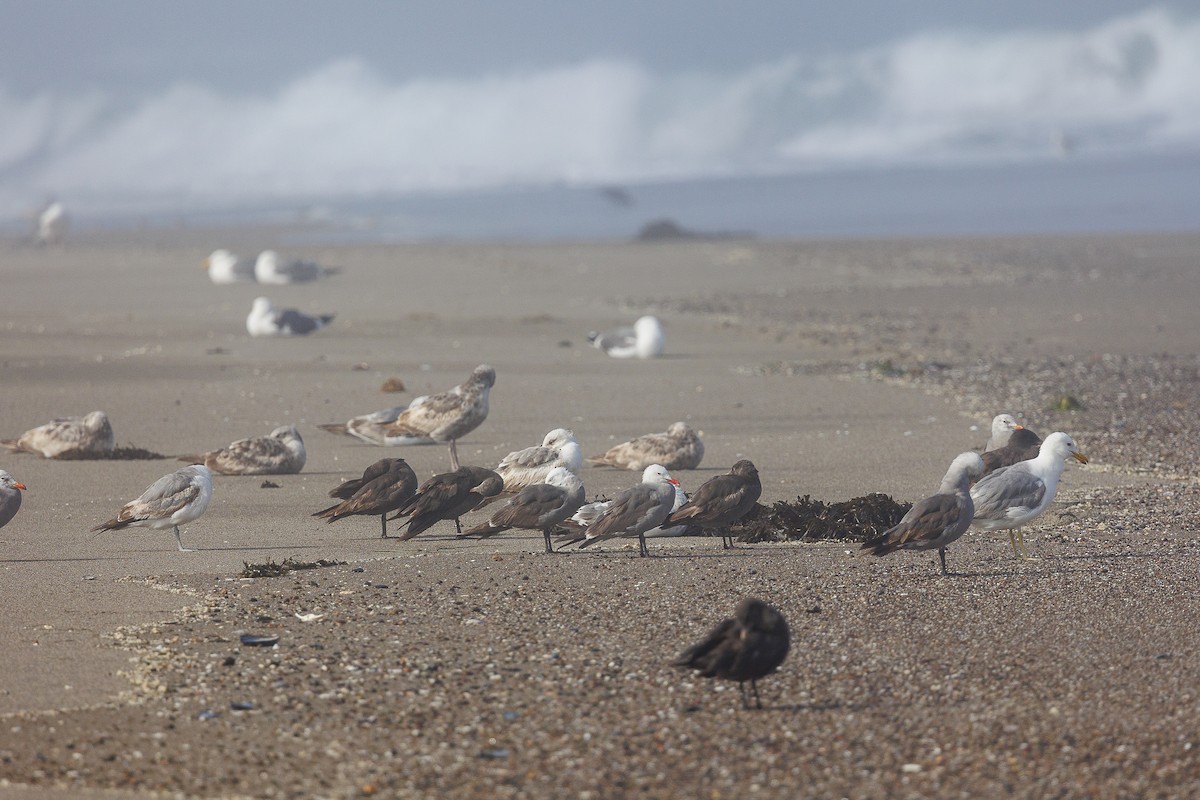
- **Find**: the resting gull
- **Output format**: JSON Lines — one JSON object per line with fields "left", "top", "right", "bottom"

{"left": 318, "top": 405, "right": 406, "bottom": 445}
{"left": 970, "top": 431, "right": 1088, "bottom": 559}
{"left": 313, "top": 458, "right": 418, "bottom": 538}
{"left": 459, "top": 466, "right": 584, "bottom": 554}
{"left": 204, "top": 249, "right": 255, "bottom": 284}
{"left": 587, "top": 421, "right": 704, "bottom": 471}
{"left": 35, "top": 201, "right": 67, "bottom": 245}
{"left": 0, "top": 471, "right": 27, "bottom": 531}
{"left": 861, "top": 452, "right": 985, "bottom": 574}
{"left": 253, "top": 250, "right": 338, "bottom": 284}
{"left": 984, "top": 414, "right": 1025, "bottom": 452}
{"left": 2, "top": 410, "right": 114, "bottom": 459}
{"left": 91, "top": 465, "right": 212, "bottom": 552}
{"left": 390, "top": 466, "right": 504, "bottom": 539}
{"left": 482, "top": 427, "right": 582, "bottom": 504}
{"left": 379, "top": 365, "right": 495, "bottom": 469}
{"left": 246, "top": 297, "right": 335, "bottom": 336}
{"left": 667, "top": 459, "right": 762, "bottom": 548}
{"left": 673, "top": 598, "right": 790, "bottom": 710}
{"left": 178, "top": 425, "right": 306, "bottom": 475}
{"left": 575, "top": 464, "right": 680, "bottom": 557}
{"left": 588, "top": 315, "right": 664, "bottom": 359}
{"left": 980, "top": 426, "right": 1043, "bottom": 479}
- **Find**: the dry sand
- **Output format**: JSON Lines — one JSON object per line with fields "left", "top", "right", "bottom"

{"left": 0, "top": 231, "right": 1198, "bottom": 797}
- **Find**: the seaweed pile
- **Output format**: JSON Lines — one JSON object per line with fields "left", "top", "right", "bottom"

{"left": 240, "top": 557, "right": 347, "bottom": 578}
{"left": 734, "top": 493, "right": 911, "bottom": 544}
{"left": 56, "top": 444, "right": 167, "bottom": 460}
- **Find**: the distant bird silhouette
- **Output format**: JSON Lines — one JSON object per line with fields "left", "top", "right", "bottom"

{"left": 312, "top": 458, "right": 418, "bottom": 538}
{"left": 253, "top": 250, "right": 339, "bottom": 284}
{"left": 587, "top": 421, "right": 704, "bottom": 471}
{"left": 246, "top": 297, "right": 335, "bottom": 336}
{"left": 35, "top": 201, "right": 67, "bottom": 244}
{"left": 204, "top": 249, "right": 255, "bottom": 284}
{"left": 588, "top": 316, "right": 664, "bottom": 359}
{"left": 390, "top": 466, "right": 503, "bottom": 539}
{"left": 459, "top": 467, "right": 584, "bottom": 553}
{"left": 666, "top": 459, "right": 761, "bottom": 548}
{"left": 91, "top": 465, "right": 213, "bottom": 552}
{"left": 674, "top": 598, "right": 790, "bottom": 709}
{"left": 0, "top": 471, "right": 27, "bottom": 531}
{"left": 979, "top": 426, "right": 1043, "bottom": 478}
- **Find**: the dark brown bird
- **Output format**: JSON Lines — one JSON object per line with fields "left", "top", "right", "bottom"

{"left": 312, "top": 458, "right": 417, "bottom": 538}
{"left": 979, "top": 426, "right": 1043, "bottom": 479}
{"left": 666, "top": 459, "right": 761, "bottom": 548}
{"left": 459, "top": 467, "right": 584, "bottom": 553}
{"left": 674, "top": 598, "right": 790, "bottom": 709}
{"left": 389, "top": 466, "right": 503, "bottom": 539}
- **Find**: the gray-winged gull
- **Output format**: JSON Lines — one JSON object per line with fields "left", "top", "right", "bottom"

{"left": 575, "top": 464, "right": 679, "bottom": 557}
{"left": 459, "top": 466, "right": 584, "bottom": 553}
{"left": 91, "top": 465, "right": 213, "bottom": 552}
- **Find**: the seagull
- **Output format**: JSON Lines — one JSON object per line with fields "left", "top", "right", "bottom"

{"left": 35, "top": 201, "right": 67, "bottom": 245}
{"left": 984, "top": 414, "right": 1025, "bottom": 452}
{"left": 588, "top": 315, "right": 664, "bottom": 359}
{"left": 559, "top": 473, "right": 691, "bottom": 540}
{"left": 2, "top": 410, "right": 114, "bottom": 459}
{"left": 246, "top": 297, "right": 335, "bottom": 336}
{"left": 178, "top": 425, "right": 306, "bottom": 475}
{"left": 390, "top": 466, "right": 504, "bottom": 539}
{"left": 666, "top": 459, "right": 762, "bottom": 548}
{"left": 204, "top": 249, "right": 255, "bottom": 284}
{"left": 0, "top": 471, "right": 27, "bottom": 531}
{"left": 91, "top": 465, "right": 213, "bottom": 552}
{"left": 587, "top": 421, "right": 704, "bottom": 471}
{"left": 485, "top": 428, "right": 582, "bottom": 503}
{"left": 574, "top": 464, "right": 680, "bottom": 557}
{"left": 317, "top": 405, "right": 406, "bottom": 445}
{"left": 861, "top": 452, "right": 985, "bottom": 574}
{"left": 673, "top": 598, "right": 790, "bottom": 710}
{"left": 980, "top": 426, "right": 1043, "bottom": 478}
{"left": 379, "top": 365, "right": 495, "bottom": 470}
{"left": 970, "top": 431, "right": 1089, "bottom": 559}
{"left": 459, "top": 466, "right": 584, "bottom": 554}
{"left": 253, "top": 250, "right": 338, "bottom": 284}
{"left": 312, "top": 458, "right": 418, "bottom": 538}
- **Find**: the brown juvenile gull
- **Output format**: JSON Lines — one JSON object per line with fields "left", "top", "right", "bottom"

{"left": 312, "top": 458, "right": 418, "bottom": 538}
{"left": 980, "top": 426, "right": 1043, "bottom": 478}
{"left": 480, "top": 427, "right": 582, "bottom": 505}
{"left": 3, "top": 410, "right": 114, "bottom": 459}
{"left": 861, "top": 452, "right": 985, "bottom": 575}
{"left": 318, "top": 405, "right": 406, "bottom": 445}
{"left": 587, "top": 421, "right": 704, "bottom": 471}
{"left": 0, "top": 471, "right": 27, "bottom": 530}
{"left": 246, "top": 297, "right": 335, "bottom": 336}
{"left": 575, "top": 464, "right": 680, "bottom": 557}
{"left": 673, "top": 598, "right": 790, "bottom": 710}
{"left": 588, "top": 315, "right": 664, "bottom": 359}
{"left": 178, "top": 425, "right": 306, "bottom": 475}
{"left": 91, "top": 465, "right": 213, "bottom": 552}
{"left": 984, "top": 413, "right": 1025, "bottom": 452}
{"left": 379, "top": 364, "right": 495, "bottom": 470}
{"left": 459, "top": 466, "right": 584, "bottom": 554}
{"left": 666, "top": 459, "right": 762, "bottom": 548}
{"left": 390, "top": 466, "right": 504, "bottom": 539}
{"left": 970, "top": 431, "right": 1088, "bottom": 559}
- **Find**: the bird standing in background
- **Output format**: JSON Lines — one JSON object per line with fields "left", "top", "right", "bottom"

{"left": 380, "top": 365, "right": 495, "bottom": 470}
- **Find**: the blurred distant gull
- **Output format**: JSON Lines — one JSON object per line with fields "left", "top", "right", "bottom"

{"left": 980, "top": 426, "right": 1043, "bottom": 478}
{"left": 588, "top": 315, "right": 664, "bottom": 359}
{"left": 391, "top": 466, "right": 504, "bottom": 539}
{"left": 178, "top": 424, "right": 306, "bottom": 475}
{"left": 2, "top": 410, "right": 114, "bottom": 459}
{"left": 673, "top": 598, "right": 790, "bottom": 710}
{"left": 485, "top": 428, "right": 583, "bottom": 503}
{"left": 970, "top": 431, "right": 1088, "bottom": 559}
{"left": 460, "top": 466, "right": 585, "bottom": 553}
{"left": 0, "top": 471, "right": 27, "bottom": 531}
{"left": 574, "top": 464, "right": 680, "bottom": 557}
{"left": 379, "top": 365, "right": 495, "bottom": 469}
{"left": 984, "top": 414, "right": 1025, "bottom": 452}
{"left": 318, "top": 405, "right": 406, "bottom": 445}
{"left": 861, "top": 452, "right": 984, "bottom": 575}
{"left": 253, "top": 250, "right": 339, "bottom": 284}
{"left": 667, "top": 459, "right": 762, "bottom": 548}
{"left": 35, "top": 201, "right": 67, "bottom": 245}
{"left": 587, "top": 421, "right": 704, "bottom": 471}
{"left": 313, "top": 458, "right": 417, "bottom": 538}
{"left": 91, "top": 465, "right": 212, "bottom": 552}
{"left": 205, "top": 249, "right": 255, "bottom": 284}
{"left": 246, "top": 297, "right": 335, "bottom": 336}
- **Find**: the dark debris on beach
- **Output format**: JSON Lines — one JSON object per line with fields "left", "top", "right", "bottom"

{"left": 56, "top": 444, "right": 168, "bottom": 460}
{"left": 735, "top": 493, "right": 911, "bottom": 544}
{"left": 239, "top": 557, "right": 348, "bottom": 578}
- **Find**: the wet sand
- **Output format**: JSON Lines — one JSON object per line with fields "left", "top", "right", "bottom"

{"left": 1, "top": 231, "right": 1198, "bottom": 797}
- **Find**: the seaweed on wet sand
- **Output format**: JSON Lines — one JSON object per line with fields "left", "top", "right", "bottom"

{"left": 239, "top": 557, "right": 347, "bottom": 578}
{"left": 735, "top": 493, "right": 912, "bottom": 544}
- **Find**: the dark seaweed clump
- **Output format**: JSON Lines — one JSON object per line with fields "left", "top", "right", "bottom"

{"left": 240, "top": 557, "right": 348, "bottom": 578}
{"left": 56, "top": 444, "right": 167, "bottom": 460}
{"left": 735, "top": 493, "right": 911, "bottom": 544}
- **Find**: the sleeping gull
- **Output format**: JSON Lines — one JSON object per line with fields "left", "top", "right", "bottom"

{"left": 253, "top": 250, "right": 338, "bottom": 284}
{"left": 667, "top": 459, "right": 762, "bottom": 548}
{"left": 482, "top": 428, "right": 582, "bottom": 505}
{"left": 246, "top": 297, "right": 335, "bottom": 336}
{"left": 379, "top": 365, "right": 495, "bottom": 469}
{"left": 390, "top": 466, "right": 504, "bottom": 538}
{"left": 984, "top": 414, "right": 1025, "bottom": 452}
{"left": 459, "top": 466, "right": 585, "bottom": 554}
{"left": 91, "top": 465, "right": 212, "bottom": 552}
{"left": 588, "top": 315, "right": 664, "bottom": 359}
{"left": 980, "top": 426, "right": 1043, "bottom": 479}
{"left": 970, "top": 431, "right": 1088, "bottom": 559}
{"left": 587, "top": 421, "right": 704, "bottom": 471}
{"left": 35, "top": 201, "right": 67, "bottom": 245}
{"left": 205, "top": 249, "right": 255, "bottom": 284}
{"left": 178, "top": 425, "right": 306, "bottom": 475}
{"left": 673, "top": 598, "right": 790, "bottom": 710}
{"left": 0, "top": 471, "right": 27, "bottom": 531}
{"left": 318, "top": 405, "right": 406, "bottom": 445}
{"left": 312, "top": 458, "right": 418, "bottom": 538}
{"left": 2, "top": 410, "right": 114, "bottom": 459}
{"left": 861, "top": 452, "right": 985, "bottom": 574}
{"left": 574, "top": 464, "right": 680, "bottom": 557}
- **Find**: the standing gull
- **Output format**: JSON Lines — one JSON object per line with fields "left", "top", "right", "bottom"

{"left": 204, "top": 249, "right": 255, "bottom": 284}
{"left": 253, "top": 250, "right": 338, "bottom": 284}
{"left": 35, "top": 201, "right": 67, "bottom": 245}
{"left": 559, "top": 473, "right": 691, "bottom": 540}
{"left": 379, "top": 365, "right": 495, "bottom": 470}
{"left": 459, "top": 467, "right": 584, "bottom": 554}
{"left": 575, "top": 464, "right": 680, "bottom": 557}
{"left": 246, "top": 297, "right": 335, "bottom": 336}
{"left": 587, "top": 421, "right": 704, "bottom": 471}
{"left": 0, "top": 471, "right": 27, "bottom": 531}
{"left": 861, "top": 452, "right": 985, "bottom": 574}
{"left": 673, "top": 598, "right": 790, "bottom": 710}
{"left": 3, "top": 410, "right": 114, "bottom": 459}
{"left": 667, "top": 459, "right": 762, "bottom": 548}
{"left": 313, "top": 458, "right": 418, "bottom": 538}
{"left": 970, "top": 431, "right": 1088, "bottom": 559}
{"left": 588, "top": 316, "right": 664, "bottom": 359}
{"left": 91, "top": 465, "right": 213, "bottom": 552}
{"left": 984, "top": 414, "right": 1025, "bottom": 452}
{"left": 390, "top": 466, "right": 504, "bottom": 539}
{"left": 179, "top": 425, "right": 306, "bottom": 475}
{"left": 980, "top": 426, "right": 1043, "bottom": 478}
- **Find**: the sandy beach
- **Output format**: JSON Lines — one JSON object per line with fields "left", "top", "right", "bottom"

{"left": 1, "top": 230, "right": 1199, "bottom": 798}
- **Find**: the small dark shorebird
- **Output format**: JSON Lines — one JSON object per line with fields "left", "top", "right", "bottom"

{"left": 666, "top": 459, "right": 761, "bottom": 548}
{"left": 313, "top": 458, "right": 418, "bottom": 538}
{"left": 674, "top": 598, "right": 790, "bottom": 709}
